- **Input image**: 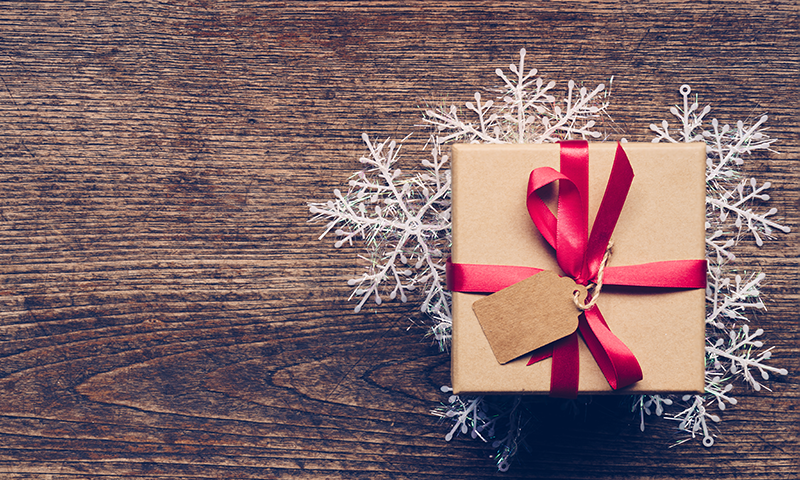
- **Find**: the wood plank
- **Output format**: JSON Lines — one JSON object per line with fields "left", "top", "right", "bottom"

{"left": 0, "top": 1, "right": 798, "bottom": 477}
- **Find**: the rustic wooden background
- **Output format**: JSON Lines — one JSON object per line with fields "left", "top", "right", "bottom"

{"left": 1, "top": 1, "right": 798, "bottom": 478}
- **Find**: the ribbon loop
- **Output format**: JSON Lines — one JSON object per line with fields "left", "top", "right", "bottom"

{"left": 580, "top": 308, "right": 642, "bottom": 390}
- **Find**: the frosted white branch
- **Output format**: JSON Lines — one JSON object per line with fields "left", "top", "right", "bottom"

{"left": 432, "top": 387, "right": 491, "bottom": 442}
{"left": 707, "top": 325, "right": 788, "bottom": 392}
{"left": 632, "top": 395, "right": 673, "bottom": 432}
{"left": 309, "top": 133, "right": 451, "bottom": 315}
{"left": 666, "top": 395, "right": 720, "bottom": 447}
{"left": 424, "top": 48, "right": 608, "bottom": 146}
{"left": 707, "top": 179, "right": 791, "bottom": 247}
{"left": 706, "top": 269, "right": 766, "bottom": 328}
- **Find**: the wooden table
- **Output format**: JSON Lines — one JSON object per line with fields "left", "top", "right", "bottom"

{"left": 1, "top": 1, "right": 797, "bottom": 478}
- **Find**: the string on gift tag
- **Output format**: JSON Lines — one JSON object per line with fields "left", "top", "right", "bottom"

{"left": 573, "top": 240, "right": 613, "bottom": 311}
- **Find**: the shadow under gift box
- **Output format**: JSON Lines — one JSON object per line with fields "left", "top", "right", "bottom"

{"left": 450, "top": 142, "right": 707, "bottom": 395}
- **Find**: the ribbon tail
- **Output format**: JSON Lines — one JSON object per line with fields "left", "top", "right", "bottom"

{"left": 549, "top": 332, "right": 580, "bottom": 399}
{"left": 584, "top": 143, "right": 634, "bottom": 281}
{"left": 579, "top": 307, "right": 643, "bottom": 390}
{"left": 526, "top": 344, "right": 553, "bottom": 365}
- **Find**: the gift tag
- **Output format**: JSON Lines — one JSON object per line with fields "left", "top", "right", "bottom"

{"left": 472, "top": 270, "right": 588, "bottom": 365}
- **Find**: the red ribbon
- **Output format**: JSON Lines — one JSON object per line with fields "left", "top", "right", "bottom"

{"left": 447, "top": 141, "right": 706, "bottom": 398}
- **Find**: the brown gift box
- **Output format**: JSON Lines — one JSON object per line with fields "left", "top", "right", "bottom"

{"left": 451, "top": 142, "right": 707, "bottom": 395}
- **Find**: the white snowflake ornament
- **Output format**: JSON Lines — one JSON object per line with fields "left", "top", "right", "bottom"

{"left": 309, "top": 133, "right": 452, "bottom": 316}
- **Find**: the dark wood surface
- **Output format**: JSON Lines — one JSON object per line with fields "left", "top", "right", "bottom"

{"left": 1, "top": 1, "right": 798, "bottom": 478}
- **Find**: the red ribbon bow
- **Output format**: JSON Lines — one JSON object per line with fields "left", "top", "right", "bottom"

{"left": 447, "top": 141, "right": 706, "bottom": 398}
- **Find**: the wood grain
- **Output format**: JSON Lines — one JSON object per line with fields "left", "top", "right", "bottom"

{"left": 1, "top": 1, "right": 798, "bottom": 478}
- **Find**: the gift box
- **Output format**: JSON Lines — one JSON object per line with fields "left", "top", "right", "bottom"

{"left": 450, "top": 142, "right": 707, "bottom": 395}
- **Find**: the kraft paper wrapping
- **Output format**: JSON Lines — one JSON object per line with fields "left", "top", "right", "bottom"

{"left": 451, "top": 142, "right": 707, "bottom": 395}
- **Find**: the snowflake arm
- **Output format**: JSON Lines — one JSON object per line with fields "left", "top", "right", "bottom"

{"left": 704, "top": 374, "right": 737, "bottom": 411}
{"left": 705, "top": 229, "right": 736, "bottom": 263}
{"left": 424, "top": 98, "right": 505, "bottom": 145}
{"left": 495, "top": 48, "right": 556, "bottom": 142}
{"left": 704, "top": 116, "right": 776, "bottom": 183}
{"left": 633, "top": 394, "right": 673, "bottom": 432}
{"left": 666, "top": 394, "right": 720, "bottom": 447}
{"left": 537, "top": 80, "right": 605, "bottom": 141}
{"left": 433, "top": 387, "right": 491, "bottom": 442}
{"left": 707, "top": 178, "right": 791, "bottom": 246}
{"left": 649, "top": 84, "right": 710, "bottom": 143}
{"left": 488, "top": 396, "right": 524, "bottom": 472}
{"left": 707, "top": 325, "right": 788, "bottom": 392}
{"left": 706, "top": 269, "right": 766, "bottom": 328}
{"left": 423, "top": 48, "right": 608, "bottom": 146}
